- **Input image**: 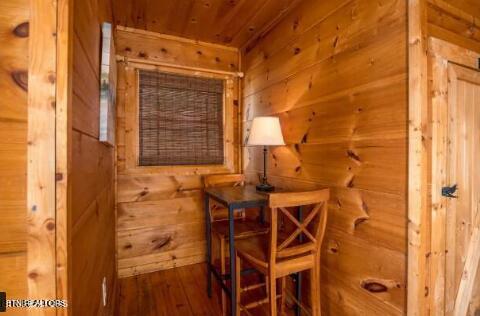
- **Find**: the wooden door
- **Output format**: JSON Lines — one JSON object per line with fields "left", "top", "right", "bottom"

{"left": 444, "top": 63, "right": 480, "bottom": 316}
{"left": 429, "top": 38, "right": 480, "bottom": 316}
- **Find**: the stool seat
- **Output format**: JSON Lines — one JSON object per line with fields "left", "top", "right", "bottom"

{"left": 235, "top": 231, "right": 304, "bottom": 269}
{"left": 211, "top": 218, "right": 269, "bottom": 239}
{"left": 236, "top": 236, "right": 268, "bottom": 263}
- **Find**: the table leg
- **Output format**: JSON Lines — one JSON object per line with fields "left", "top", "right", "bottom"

{"left": 260, "top": 206, "right": 265, "bottom": 224}
{"left": 296, "top": 273, "right": 302, "bottom": 316}
{"left": 228, "top": 205, "right": 237, "bottom": 316}
{"left": 205, "top": 195, "right": 212, "bottom": 297}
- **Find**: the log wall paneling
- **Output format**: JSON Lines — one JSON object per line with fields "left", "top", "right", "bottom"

{"left": 116, "top": 32, "right": 241, "bottom": 277}
{"left": 242, "top": 0, "right": 408, "bottom": 314}
{"left": 71, "top": 0, "right": 117, "bottom": 314}
{"left": 2, "top": 1, "right": 75, "bottom": 314}
{"left": 116, "top": 27, "right": 240, "bottom": 74}
{"left": 0, "top": 0, "right": 29, "bottom": 314}
{"left": 27, "top": 0, "right": 57, "bottom": 310}
{"left": 111, "top": 0, "right": 301, "bottom": 47}
{"left": 56, "top": 0, "right": 74, "bottom": 311}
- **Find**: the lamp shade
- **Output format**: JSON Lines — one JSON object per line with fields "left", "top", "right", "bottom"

{"left": 247, "top": 116, "right": 285, "bottom": 146}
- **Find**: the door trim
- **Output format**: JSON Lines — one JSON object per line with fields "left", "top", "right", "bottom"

{"left": 408, "top": 2, "right": 429, "bottom": 314}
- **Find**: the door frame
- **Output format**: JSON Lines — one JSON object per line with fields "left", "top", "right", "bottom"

{"left": 408, "top": 34, "right": 480, "bottom": 315}
{"left": 428, "top": 37, "right": 480, "bottom": 315}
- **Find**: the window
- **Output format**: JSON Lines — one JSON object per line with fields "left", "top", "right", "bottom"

{"left": 138, "top": 70, "right": 225, "bottom": 166}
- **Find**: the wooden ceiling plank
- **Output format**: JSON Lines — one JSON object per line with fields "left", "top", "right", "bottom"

{"left": 132, "top": 0, "right": 147, "bottom": 30}
{"left": 182, "top": 0, "right": 224, "bottom": 43}
{"left": 144, "top": 0, "right": 175, "bottom": 33}
{"left": 165, "top": 0, "right": 195, "bottom": 37}
{"left": 111, "top": 0, "right": 302, "bottom": 47}
{"left": 231, "top": 0, "right": 301, "bottom": 48}
{"left": 213, "top": 0, "right": 266, "bottom": 45}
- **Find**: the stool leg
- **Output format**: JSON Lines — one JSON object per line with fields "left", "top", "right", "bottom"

{"left": 268, "top": 272, "right": 277, "bottom": 316}
{"left": 265, "top": 276, "right": 269, "bottom": 297}
{"left": 235, "top": 253, "right": 241, "bottom": 316}
{"left": 220, "top": 237, "right": 227, "bottom": 316}
{"left": 310, "top": 265, "right": 320, "bottom": 316}
{"left": 280, "top": 277, "right": 286, "bottom": 315}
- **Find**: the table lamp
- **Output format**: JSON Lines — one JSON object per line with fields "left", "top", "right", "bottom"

{"left": 247, "top": 116, "right": 285, "bottom": 192}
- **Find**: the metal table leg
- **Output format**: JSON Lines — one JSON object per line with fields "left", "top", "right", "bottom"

{"left": 260, "top": 205, "right": 265, "bottom": 224}
{"left": 296, "top": 273, "right": 303, "bottom": 316}
{"left": 228, "top": 205, "right": 237, "bottom": 316}
{"left": 205, "top": 195, "right": 212, "bottom": 297}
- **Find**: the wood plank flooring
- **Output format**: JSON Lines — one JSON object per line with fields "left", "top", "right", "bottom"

{"left": 115, "top": 263, "right": 297, "bottom": 315}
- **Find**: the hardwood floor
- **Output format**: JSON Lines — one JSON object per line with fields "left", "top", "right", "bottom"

{"left": 115, "top": 263, "right": 297, "bottom": 315}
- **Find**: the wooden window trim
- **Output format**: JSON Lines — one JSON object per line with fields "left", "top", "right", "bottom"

{"left": 123, "top": 61, "right": 236, "bottom": 176}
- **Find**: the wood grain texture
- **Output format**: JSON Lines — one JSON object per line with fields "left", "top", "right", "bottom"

{"left": 427, "top": 0, "right": 480, "bottom": 52}
{"left": 111, "top": 0, "right": 301, "bottom": 48}
{"left": 116, "top": 27, "right": 240, "bottom": 73}
{"left": 428, "top": 49, "right": 449, "bottom": 316}
{"left": 407, "top": 1, "right": 429, "bottom": 316}
{"left": 0, "top": 2, "right": 28, "bottom": 312}
{"left": 424, "top": 1, "right": 480, "bottom": 314}
{"left": 242, "top": 0, "right": 408, "bottom": 314}
{"left": 71, "top": 0, "right": 117, "bottom": 315}
{"left": 116, "top": 263, "right": 298, "bottom": 315}
{"left": 55, "top": 0, "right": 74, "bottom": 310}
{"left": 116, "top": 35, "right": 241, "bottom": 277}
{"left": 27, "top": 0, "right": 57, "bottom": 311}
{"left": 428, "top": 57, "right": 480, "bottom": 316}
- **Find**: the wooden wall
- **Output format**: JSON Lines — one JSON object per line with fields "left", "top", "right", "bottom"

{"left": 242, "top": 0, "right": 408, "bottom": 314}
{"left": 71, "top": 0, "right": 117, "bottom": 314}
{"left": 115, "top": 28, "right": 241, "bottom": 278}
{"left": 0, "top": 0, "right": 28, "bottom": 314}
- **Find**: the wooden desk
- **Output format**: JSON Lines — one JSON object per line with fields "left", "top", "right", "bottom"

{"left": 204, "top": 185, "right": 268, "bottom": 315}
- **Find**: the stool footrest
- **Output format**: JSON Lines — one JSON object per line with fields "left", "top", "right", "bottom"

{"left": 240, "top": 282, "right": 266, "bottom": 292}
{"left": 242, "top": 294, "right": 281, "bottom": 310}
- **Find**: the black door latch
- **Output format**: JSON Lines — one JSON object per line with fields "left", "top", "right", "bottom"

{"left": 442, "top": 184, "right": 458, "bottom": 198}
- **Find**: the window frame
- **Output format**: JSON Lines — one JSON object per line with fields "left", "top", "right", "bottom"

{"left": 123, "top": 62, "right": 236, "bottom": 176}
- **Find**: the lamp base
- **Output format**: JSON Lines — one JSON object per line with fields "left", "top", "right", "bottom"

{"left": 256, "top": 183, "right": 275, "bottom": 192}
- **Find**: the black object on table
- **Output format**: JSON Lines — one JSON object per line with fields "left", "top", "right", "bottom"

{"left": 204, "top": 185, "right": 304, "bottom": 316}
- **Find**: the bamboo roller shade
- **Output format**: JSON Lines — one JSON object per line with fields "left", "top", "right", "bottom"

{"left": 138, "top": 70, "right": 224, "bottom": 166}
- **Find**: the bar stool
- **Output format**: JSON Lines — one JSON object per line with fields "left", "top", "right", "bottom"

{"left": 204, "top": 174, "right": 269, "bottom": 315}
{"left": 234, "top": 189, "right": 329, "bottom": 315}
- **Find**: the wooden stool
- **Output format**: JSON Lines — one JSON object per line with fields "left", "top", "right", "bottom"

{"left": 234, "top": 189, "right": 329, "bottom": 316}
{"left": 204, "top": 174, "right": 269, "bottom": 315}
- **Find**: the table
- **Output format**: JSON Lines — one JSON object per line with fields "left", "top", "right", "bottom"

{"left": 204, "top": 185, "right": 267, "bottom": 315}
{"left": 204, "top": 185, "right": 304, "bottom": 316}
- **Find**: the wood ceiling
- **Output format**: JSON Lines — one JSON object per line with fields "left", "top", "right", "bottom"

{"left": 454, "top": 0, "right": 480, "bottom": 18}
{"left": 112, "top": 0, "right": 301, "bottom": 48}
